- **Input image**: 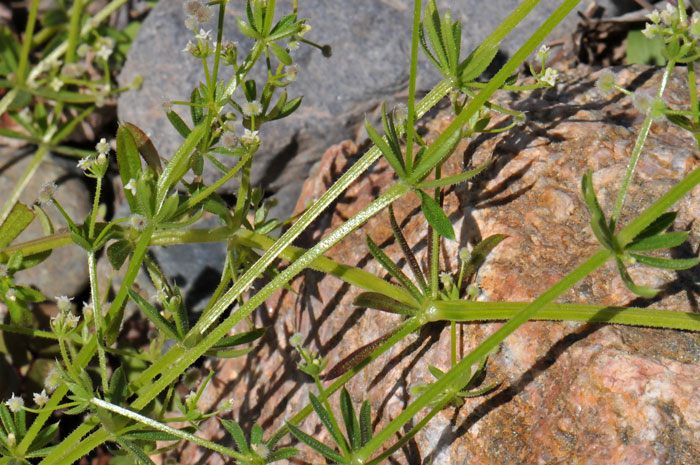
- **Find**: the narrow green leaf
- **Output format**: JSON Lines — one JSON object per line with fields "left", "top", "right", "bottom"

{"left": 237, "top": 18, "right": 259, "bottom": 39}
{"left": 252, "top": 0, "right": 264, "bottom": 32}
{"left": 268, "top": 42, "right": 292, "bottom": 65}
{"left": 381, "top": 104, "right": 402, "bottom": 169}
{"left": 418, "top": 191, "right": 455, "bottom": 240}
{"left": 615, "top": 257, "right": 658, "bottom": 298}
{"left": 0, "top": 404, "right": 15, "bottom": 436}
{"left": 424, "top": 0, "right": 449, "bottom": 71}
{"left": 626, "top": 231, "right": 689, "bottom": 252}
{"left": 128, "top": 289, "right": 180, "bottom": 342}
{"left": 166, "top": 110, "right": 191, "bottom": 139}
{"left": 630, "top": 253, "right": 699, "bottom": 270}
{"left": 389, "top": 205, "right": 428, "bottom": 293}
{"left": 462, "top": 234, "right": 507, "bottom": 278}
{"left": 116, "top": 124, "right": 141, "bottom": 211}
{"left": 117, "top": 437, "right": 157, "bottom": 465}
{"left": 123, "top": 428, "right": 194, "bottom": 441}
{"left": 107, "top": 239, "right": 132, "bottom": 270}
{"left": 309, "top": 394, "right": 348, "bottom": 452}
{"left": 274, "top": 96, "right": 302, "bottom": 120}
{"left": 124, "top": 122, "right": 162, "bottom": 174}
{"left": 339, "top": 388, "right": 360, "bottom": 450}
{"left": 581, "top": 172, "right": 616, "bottom": 252}
{"left": 107, "top": 366, "right": 128, "bottom": 405}
{"left": 353, "top": 292, "right": 418, "bottom": 316}
{"left": 359, "top": 401, "right": 372, "bottom": 447}
{"left": 419, "top": 23, "right": 442, "bottom": 71}
{"left": 190, "top": 87, "right": 204, "bottom": 126}
{"left": 416, "top": 157, "right": 490, "bottom": 189}
{"left": 366, "top": 235, "right": 423, "bottom": 302}
{"left": 365, "top": 119, "right": 406, "bottom": 178}
{"left": 212, "top": 327, "right": 266, "bottom": 349}
{"left": 287, "top": 422, "right": 346, "bottom": 464}
{"left": 458, "top": 41, "right": 500, "bottom": 83}
{"left": 251, "top": 423, "right": 263, "bottom": 445}
{"left": 220, "top": 419, "right": 249, "bottom": 454}
{"left": 0, "top": 202, "right": 34, "bottom": 249}
{"left": 632, "top": 212, "right": 677, "bottom": 241}
{"left": 204, "top": 346, "right": 255, "bottom": 358}
{"left": 441, "top": 9, "right": 458, "bottom": 73}
{"left": 266, "top": 446, "right": 299, "bottom": 462}
{"left": 324, "top": 330, "right": 398, "bottom": 381}
{"left": 269, "top": 14, "right": 297, "bottom": 36}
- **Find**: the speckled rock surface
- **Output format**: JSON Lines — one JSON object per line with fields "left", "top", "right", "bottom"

{"left": 0, "top": 148, "right": 91, "bottom": 299}
{"left": 175, "top": 64, "right": 700, "bottom": 464}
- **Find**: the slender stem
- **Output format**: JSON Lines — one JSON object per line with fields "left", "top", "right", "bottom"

{"left": 88, "top": 252, "right": 109, "bottom": 394}
{"left": 16, "top": 0, "right": 41, "bottom": 82}
{"left": 687, "top": 62, "right": 700, "bottom": 150}
{"left": 64, "top": 0, "right": 84, "bottom": 65}
{"left": 610, "top": 60, "right": 675, "bottom": 229}
{"left": 89, "top": 176, "right": 102, "bottom": 240}
{"left": 91, "top": 398, "right": 246, "bottom": 460}
{"left": 404, "top": 0, "right": 422, "bottom": 173}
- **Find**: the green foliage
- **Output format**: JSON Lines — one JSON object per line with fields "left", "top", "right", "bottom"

{"left": 1, "top": 0, "right": 700, "bottom": 464}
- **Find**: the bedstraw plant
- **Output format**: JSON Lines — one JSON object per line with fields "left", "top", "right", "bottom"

{"left": 1, "top": 0, "right": 700, "bottom": 463}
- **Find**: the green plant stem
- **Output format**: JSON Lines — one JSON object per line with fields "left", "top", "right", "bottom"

{"left": 64, "top": 0, "right": 83, "bottom": 65}
{"left": 268, "top": 317, "right": 423, "bottom": 448}
{"left": 450, "top": 320, "right": 457, "bottom": 366}
{"left": 433, "top": 300, "right": 700, "bottom": 331}
{"left": 89, "top": 176, "right": 102, "bottom": 240}
{"left": 16, "top": 0, "right": 41, "bottom": 82}
{"left": 687, "top": 62, "right": 700, "bottom": 149}
{"left": 192, "top": 79, "right": 450, "bottom": 336}
{"left": 609, "top": 59, "right": 674, "bottom": 228}
{"left": 0, "top": 144, "right": 49, "bottom": 224}
{"left": 355, "top": 157, "right": 700, "bottom": 462}
{"left": 365, "top": 400, "right": 442, "bottom": 465}
{"left": 88, "top": 252, "right": 109, "bottom": 394}
{"left": 90, "top": 398, "right": 246, "bottom": 461}
{"left": 404, "top": 0, "right": 422, "bottom": 173}
{"left": 131, "top": 182, "right": 409, "bottom": 410}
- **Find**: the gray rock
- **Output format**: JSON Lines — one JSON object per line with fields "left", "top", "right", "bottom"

{"left": 118, "top": 0, "right": 635, "bottom": 220}
{"left": 0, "top": 147, "right": 91, "bottom": 300}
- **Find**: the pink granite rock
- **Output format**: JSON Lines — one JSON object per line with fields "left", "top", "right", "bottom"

{"left": 175, "top": 64, "right": 700, "bottom": 464}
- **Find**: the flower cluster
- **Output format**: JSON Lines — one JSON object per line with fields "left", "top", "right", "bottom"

{"left": 50, "top": 295, "right": 80, "bottom": 335}
{"left": 642, "top": 3, "right": 700, "bottom": 55}
{"left": 77, "top": 138, "right": 111, "bottom": 178}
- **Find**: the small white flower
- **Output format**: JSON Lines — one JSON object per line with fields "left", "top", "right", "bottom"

{"left": 595, "top": 70, "right": 616, "bottom": 93}
{"left": 45, "top": 368, "right": 62, "bottom": 393}
{"left": 124, "top": 178, "right": 137, "bottom": 195}
{"left": 536, "top": 44, "right": 550, "bottom": 62}
{"left": 82, "top": 301, "right": 94, "bottom": 321}
{"left": 64, "top": 312, "right": 80, "bottom": 329}
{"left": 5, "top": 393, "right": 24, "bottom": 413}
{"left": 195, "top": 29, "right": 212, "bottom": 42}
{"left": 130, "top": 214, "right": 148, "bottom": 231}
{"left": 37, "top": 181, "right": 57, "bottom": 206}
{"left": 642, "top": 23, "right": 659, "bottom": 39}
{"left": 284, "top": 64, "right": 298, "bottom": 82}
{"left": 183, "top": 40, "right": 197, "bottom": 54}
{"left": 95, "top": 44, "right": 113, "bottom": 61}
{"left": 220, "top": 131, "right": 237, "bottom": 149}
{"left": 4, "top": 288, "right": 16, "bottom": 302}
{"left": 96, "top": 137, "right": 110, "bottom": 155}
{"left": 242, "top": 100, "right": 262, "bottom": 117}
{"left": 646, "top": 9, "right": 660, "bottom": 24}
{"left": 240, "top": 128, "right": 260, "bottom": 146}
{"left": 195, "top": 5, "right": 212, "bottom": 23}
{"left": 252, "top": 443, "right": 270, "bottom": 459}
{"left": 162, "top": 100, "right": 173, "bottom": 112}
{"left": 290, "top": 332, "right": 303, "bottom": 348}
{"left": 49, "top": 77, "right": 64, "bottom": 92}
{"left": 18, "top": 107, "right": 32, "bottom": 123}
{"left": 77, "top": 157, "right": 92, "bottom": 171}
{"left": 541, "top": 67, "right": 558, "bottom": 86}
{"left": 184, "top": 0, "right": 201, "bottom": 15}
{"left": 7, "top": 432, "right": 15, "bottom": 447}
{"left": 184, "top": 15, "right": 198, "bottom": 31}
{"left": 287, "top": 39, "right": 299, "bottom": 51}
{"left": 33, "top": 389, "right": 49, "bottom": 407}
{"left": 660, "top": 3, "right": 677, "bottom": 26}
{"left": 185, "top": 390, "right": 197, "bottom": 405}
{"left": 56, "top": 295, "right": 73, "bottom": 313}
{"left": 633, "top": 90, "right": 653, "bottom": 113}
{"left": 76, "top": 43, "right": 90, "bottom": 57}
